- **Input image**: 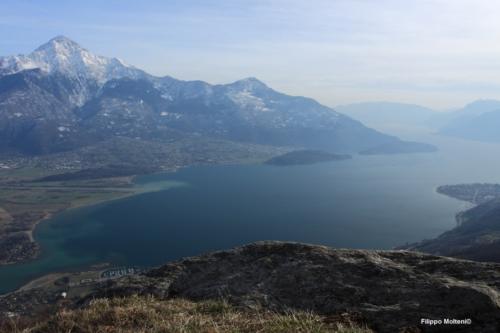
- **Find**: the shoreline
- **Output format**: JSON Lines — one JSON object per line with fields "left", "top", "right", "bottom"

{"left": 0, "top": 161, "right": 266, "bottom": 294}
{"left": 0, "top": 175, "right": 186, "bottom": 296}
{"left": 25, "top": 176, "right": 139, "bottom": 246}
{"left": 396, "top": 184, "right": 494, "bottom": 251}
{"left": 10, "top": 176, "right": 464, "bottom": 289}
{"left": 1, "top": 173, "right": 184, "bottom": 270}
{"left": 433, "top": 185, "right": 477, "bottom": 224}
{"left": 10, "top": 159, "right": 466, "bottom": 295}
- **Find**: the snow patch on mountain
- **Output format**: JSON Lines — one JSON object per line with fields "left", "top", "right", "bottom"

{"left": 0, "top": 36, "right": 419, "bottom": 155}
{"left": 0, "top": 36, "right": 144, "bottom": 83}
{"left": 228, "top": 90, "right": 270, "bottom": 112}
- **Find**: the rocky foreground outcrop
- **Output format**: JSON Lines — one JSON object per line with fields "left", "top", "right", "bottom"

{"left": 3, "top": 241, "right": 500, "bottom": 332}
{"left": 81, "top": 242, "right": 500, "bottom": 332}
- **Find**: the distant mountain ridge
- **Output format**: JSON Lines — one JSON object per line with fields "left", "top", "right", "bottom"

{"left": 337, "top": 99, "right": 500, "bottom": 144}
{"left": 0, "top": 36, "right": 434, "bottom": 156}
{"left": 336, "top": 101, "right": 437, "bottom": 131}
{"left": 436, "top": 99, "right": 500, "bottom": 142}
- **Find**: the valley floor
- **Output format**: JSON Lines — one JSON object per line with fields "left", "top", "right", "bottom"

{"left": 0, "top": 168, "right": 190, "bottom": 266}
{"left": 0, "top": 135, "right": 288, "bottom": 267}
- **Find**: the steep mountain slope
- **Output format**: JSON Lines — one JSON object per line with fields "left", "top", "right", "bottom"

{"left": 404, "top": 197, "right": 500, "bottom": 262}
{"left": 0, "top": 36, "right": 435, "bottom": 158}
{"left": 400, "top": 183, "right": 500, "bottom": 263}
{"left": 74, "top": 74, "right": 403, "bottom": 152}
{"left": 2, "top": 242, "right": 500, "bottom": 332}
{"left": 0, "top": 69, "right": 81, "bottom": 154}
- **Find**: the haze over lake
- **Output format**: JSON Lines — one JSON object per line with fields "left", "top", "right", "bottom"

{"left": 1, "top": 131, "right": 500, "bottom": 294}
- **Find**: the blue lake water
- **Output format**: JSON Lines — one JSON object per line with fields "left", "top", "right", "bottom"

{"left": 1, "top": 133, "right": 500, "bottom": 294}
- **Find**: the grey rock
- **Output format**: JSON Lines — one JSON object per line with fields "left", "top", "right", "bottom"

{"left": 87, "top": 241, "right": 500, "bottom": 333}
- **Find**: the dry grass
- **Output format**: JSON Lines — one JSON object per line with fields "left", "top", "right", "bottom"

{"left": 2, "top": 296, "right": 372, "bottom": 333}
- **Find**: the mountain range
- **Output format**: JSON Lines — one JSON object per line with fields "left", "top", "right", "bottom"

{"left": 436, "top": 100, "right": 500, "bottom": 142}
{"left": 0, "top": 36, "right": 434, "bottom": 159}
{"left": 337, "top": 99, "right": 500, "bottom": 144}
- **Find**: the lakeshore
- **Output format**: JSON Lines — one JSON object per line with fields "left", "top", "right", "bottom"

{"left": 0, "top": 155, "right": 469, "bottom": 295}
{"left": 3, "top": 132, "right": 500, "bottom": 295}
{"left": 0, "top": 171, "right": 186, "bottom": 267}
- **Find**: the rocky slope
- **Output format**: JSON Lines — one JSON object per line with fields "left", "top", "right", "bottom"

{"left": 403, "top": 198, "right": 500, "bottom": 262}
{"left": 401, "top": 183, "right": 500, "bottom": 263}
{"left": 2, "top": 242, "right": 500, "bottom": 332}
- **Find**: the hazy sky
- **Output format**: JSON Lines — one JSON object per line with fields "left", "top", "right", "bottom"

{"left": 1, "top": 0, "right": 500, "bottom": 109}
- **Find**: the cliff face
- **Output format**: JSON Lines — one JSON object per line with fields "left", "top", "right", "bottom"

{"left": 2, "top": 242, "right": 500, "bottom": 332}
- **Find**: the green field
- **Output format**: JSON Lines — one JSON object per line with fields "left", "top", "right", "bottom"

{"left": 0, "top": 167, "right": 182, "bottom": 266}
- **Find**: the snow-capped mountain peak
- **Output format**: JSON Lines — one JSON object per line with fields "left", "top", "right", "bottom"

{"left": 0, "top": 36, "right": 144, "bottom": 83}
{"left": 30, "top": 36, "right": 110, "bottom": 80}
{"left": 34, "top": 35, "right": 83, "bottom": 52}
{"left": 228, "top": 77, "right": 269, "bottom": 92}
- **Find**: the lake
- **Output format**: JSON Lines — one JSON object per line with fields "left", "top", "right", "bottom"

{"left": 1, "top": 132, "right": 500, "bottom": 294}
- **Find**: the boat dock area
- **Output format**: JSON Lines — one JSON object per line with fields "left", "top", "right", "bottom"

{"left": 100, "top": 267, "right": 143, "bottom": 279}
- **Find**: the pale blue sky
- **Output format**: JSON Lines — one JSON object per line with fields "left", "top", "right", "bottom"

{"left": 2, "top": 0, "right": 500, "bottom": 109}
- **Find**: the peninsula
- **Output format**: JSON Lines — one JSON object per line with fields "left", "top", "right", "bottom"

{"left": 265, "top": 150, "right": 351, "bottom": 166}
